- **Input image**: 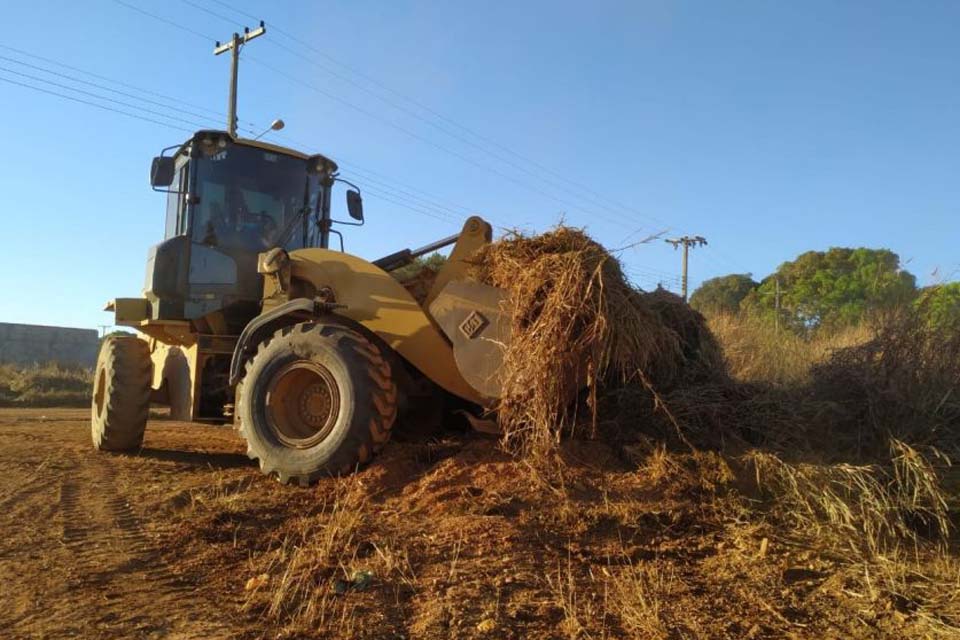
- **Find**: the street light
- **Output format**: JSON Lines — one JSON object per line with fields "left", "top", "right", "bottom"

{"left": 252, "top": 118, "right": 285, "bottom": 140}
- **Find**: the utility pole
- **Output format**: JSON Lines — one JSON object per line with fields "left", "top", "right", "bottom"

{"left": 665, "top": 235, "right": 708, "bottom": 301}
{"left": 214, "top": 21, "right": 266, "bottom": 138}
{"left": 98, "top": 325, "right": 111, "bottom": 338}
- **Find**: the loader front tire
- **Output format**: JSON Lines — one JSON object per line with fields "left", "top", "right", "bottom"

{"left": 237, "top": 322, "right": 398, "bottom": 486}
{"left": 91, "top": 336, "right": 151, "bottom": 452}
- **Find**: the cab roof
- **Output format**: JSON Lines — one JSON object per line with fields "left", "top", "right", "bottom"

{"left": 183, "top": 129, "right": 339, "bottom": 173}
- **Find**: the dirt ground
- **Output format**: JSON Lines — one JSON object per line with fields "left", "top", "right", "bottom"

{"left": 0, "top": 407, "right": 950, "bottom": 639}
{"left": 0, "top": 408, "right": 245, "bottom": 638}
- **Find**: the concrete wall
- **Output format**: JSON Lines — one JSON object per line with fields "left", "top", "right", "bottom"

{"left": 0, "top": 323, "right": 99, "bottom": 368}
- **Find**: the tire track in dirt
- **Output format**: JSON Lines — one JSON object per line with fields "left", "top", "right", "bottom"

{"left": 55, "top": 454, "right": 233, "bottom": 639}
{"left": 99, "top": 462, "right": 197, "bottom": 592}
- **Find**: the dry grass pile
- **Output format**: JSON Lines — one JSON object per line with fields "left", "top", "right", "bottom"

{"left": 643, "top": 288, "right": 726, "bottom": 382}
{"left": 747, "top": 441, "right": 950, "bottom": 558}
{"left": 810, "top": 311, "right": 960, "bottom": 458}
{"left": 469, "top": 226, "right": 724, "bottom": 457}
{"left": 0, "top": 362, "right": 92, "bottom": 407}
{"left": 745, "top": 441, "right": 959, "bottom": 632}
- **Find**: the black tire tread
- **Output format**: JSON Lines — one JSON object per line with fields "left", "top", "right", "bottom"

{"left": 91, "top": 337, "right": 151, "bottom": 452}
{"left": 237, "top": 322, "right": 398, "bottom": 485}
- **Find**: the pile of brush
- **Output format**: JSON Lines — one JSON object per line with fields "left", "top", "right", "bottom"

{"left": 469, "top": 226, "right": 726, "bottom": 457}
{"left": 809, "top": 311, "right": 960, "bottom": 459}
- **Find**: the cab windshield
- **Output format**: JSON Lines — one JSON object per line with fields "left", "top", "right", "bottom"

{"left": 191, "top": 144, "right": 315, "bottom": 252}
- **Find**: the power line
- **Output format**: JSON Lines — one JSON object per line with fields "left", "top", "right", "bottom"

{"left": 628, "top": 266, "right": 683, "bottom": 281}
{"left": 133, "top": 0, "right": 666, "bottom": 234}
{"left": 627, "top": 271, "right": 682, "bottom": 292}
{"left": 361, "top": 186, "right": 460, "bottom": 226}
{"left": 178, "top": 0, "right": 245, "bottom": 30}
{"left": 270, "top": 130, "right": 489, "bottom": 221}
{"left": 0, "top": 43, "right": 235, "bottom": 124}
{"left": 244, "top": 55, "right": 638, "bottom": 230}
{"left": 111, "top": 0, "right": 215, "bottom": 41}
{"left": 0, "top": 64, "right": 214, "bottom": 130}
{"left": 0, "top": 74, "right": 192, "bottom": 132}
{"left": 709, "top": 245, "right": 754, "bottom": 275}
{"left": 0, "top": 53, "right": 222, "bottom": 125}
{"left": 204, "top": 0, "right": 675, "bottom": 234}
{"left": 74, "top": 0, "right": 704, "bottom": 278}
{"left": 348, "top": 180, "right": 461, "bottom": 223}
{"left": 3, "top": 62, "right": 677, "bottom": 285}
{"left": 0, "top": 59, "right": 465, "bottom": 228}
{"left": 339, "top": 170, "right": 468, "bottom": 222}
{"left": 340, "top": 163, "right": 474, "bottom": 218}
{"left": 273, "top": 137, "right": 502, "bottom": 228}
{"left": 8, "top": 69, "right": 476, "bottom": 228}
{"left": 256, "top": 35, "right": 665, "bottom": 230}
{"left": 2, "top": 73, "right": 463, "bottom": 229}
{"left": 1, "top": 36, "right": 487, "bottom": 230}
{"left": 627, "top": 271, "right": 682, "bottom": 286}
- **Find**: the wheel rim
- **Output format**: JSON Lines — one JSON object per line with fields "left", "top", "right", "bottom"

{"left": 264, "top": 361, "right": 340, "bottom": 448}
{"left": 94, "top": 368, "right": 106, "bottom": 417}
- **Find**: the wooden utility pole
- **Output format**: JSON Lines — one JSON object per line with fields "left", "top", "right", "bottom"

{"left": 214, "top": 21, "right": 266, "bottom": 138}
{"left": 665, "top": 235, "right": 708, "bottom": 301}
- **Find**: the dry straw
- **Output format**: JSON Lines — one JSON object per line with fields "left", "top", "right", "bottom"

{"left": 469, "top": 225, "right": 723, "bottom": 459}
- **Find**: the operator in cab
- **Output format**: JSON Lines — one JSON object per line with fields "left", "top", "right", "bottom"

{"left": 203, "top": 183, "right": 279, "bottom": 251}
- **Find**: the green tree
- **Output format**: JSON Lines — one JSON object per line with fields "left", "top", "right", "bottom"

{"left": 391, "top": 253, "right": 447, "bottom": 283}
{"left": 744, "top": 247, "right": 917, "bottom": 331}
{"left": 689, "top": 274, "right": 758, "bottom": 316}
{"left": 916, "top": 282, "right": 960, "bottom": 330}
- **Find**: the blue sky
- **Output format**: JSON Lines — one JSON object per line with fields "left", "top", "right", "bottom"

{"left": 1, "top": 1, "right": 957, "bottom": 330}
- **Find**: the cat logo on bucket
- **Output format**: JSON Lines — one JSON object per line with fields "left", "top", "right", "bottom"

{"left": 459, "top": 311, "right": 488, "bottom": 340}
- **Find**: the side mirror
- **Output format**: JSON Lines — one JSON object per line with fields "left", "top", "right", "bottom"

{"left": 150, "top": 156, "right": 175, "bottom": 188}
{"left": 346, "top": 189, "right": 364, "bottom": 222}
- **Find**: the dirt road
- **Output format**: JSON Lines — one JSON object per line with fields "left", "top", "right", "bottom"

{"left": 0, "top": 408, "right": 250, "bottom": 639}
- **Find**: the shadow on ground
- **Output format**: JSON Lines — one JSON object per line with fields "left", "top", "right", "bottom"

{"left": 134, "top": 447, "right": 253, "bottom": 469}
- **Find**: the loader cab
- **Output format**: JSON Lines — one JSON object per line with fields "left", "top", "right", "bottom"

{"left": 145, "top": 130, "right": 338, "bottom": 330}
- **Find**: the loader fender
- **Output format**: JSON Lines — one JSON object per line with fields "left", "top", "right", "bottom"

{"left": 284, "top": 249, "right": 486, "bottom": 405}
{"left": 229, "top": 297, "right": 338, "bottom": 386}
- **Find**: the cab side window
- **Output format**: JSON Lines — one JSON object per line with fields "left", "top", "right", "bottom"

{"left": 163, "top": 165, "right": 189, "bottom": 238}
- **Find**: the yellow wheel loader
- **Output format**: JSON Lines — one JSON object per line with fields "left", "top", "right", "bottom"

{"left": 93, "top": 130, "right": 509, "bottom": 485}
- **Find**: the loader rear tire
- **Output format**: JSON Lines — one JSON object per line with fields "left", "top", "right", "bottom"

{"left": 91, "top": 336, "right": 151, "bottom": 452}
{"left": 237, "top": 322, "right": 398, "bottom": 486}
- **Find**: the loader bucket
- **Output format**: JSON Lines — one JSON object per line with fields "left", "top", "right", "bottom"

{"left": 428, "top": 279, "right": 512, "bottom": 401}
